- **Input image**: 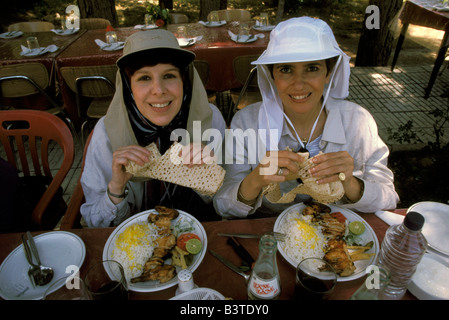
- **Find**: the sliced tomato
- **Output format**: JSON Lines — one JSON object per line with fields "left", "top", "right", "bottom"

{"left": 177, "top": 233, "right": 200, "bottom": 251}
{"left": 331, "top": 211, "right": 347, "bottom": 224}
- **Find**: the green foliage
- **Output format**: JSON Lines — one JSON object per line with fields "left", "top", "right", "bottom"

{"left": 388, "top": 96, "right": 449, "bottom": 207}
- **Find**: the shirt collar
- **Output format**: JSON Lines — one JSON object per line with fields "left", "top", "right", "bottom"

{"left": 321, "top": 98, "right": 347, "bottom": 145}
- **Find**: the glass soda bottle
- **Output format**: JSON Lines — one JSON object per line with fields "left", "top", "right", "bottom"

{"left": 247, "top": 234, "right": 281, "bottom": 300}
{"left": 376, "top": 211, "right": 428, "bottom": 300}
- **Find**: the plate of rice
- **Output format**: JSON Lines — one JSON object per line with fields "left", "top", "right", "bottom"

{"left": 274, "top": 203, "right": 379, "bottom": 282}
{"left": 103, "top": 208, "right": 207, "bottom": 292}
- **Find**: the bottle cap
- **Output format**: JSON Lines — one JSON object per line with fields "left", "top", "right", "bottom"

{"left": 404, "top": 211, "right": 425, "bottom": 231}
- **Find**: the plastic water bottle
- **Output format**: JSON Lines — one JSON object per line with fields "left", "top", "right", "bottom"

{"left": 350, "top": 264, "right": 391, "bottom": 300}
{"left": 247, "top": 234, "right": 281, "bottom": 300}
{"left": 377, "top": 211, "right": 428, "bottom": 300}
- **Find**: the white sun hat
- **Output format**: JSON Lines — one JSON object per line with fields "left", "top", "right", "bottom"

{"left": 252, "top": 17, "right": 351, "bottom": 152}
{"left": 253, "top": 16, "right": 343, "bottom": 65}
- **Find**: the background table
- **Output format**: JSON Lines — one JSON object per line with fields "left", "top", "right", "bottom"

{"left": 0, "top": 30, "right": 85, "bottom": 110}
{"left": 391, "top": 0, "right": 449, "bottom": 98}
{"left": 0, "top": 209, "right": 416, "bottom": 300}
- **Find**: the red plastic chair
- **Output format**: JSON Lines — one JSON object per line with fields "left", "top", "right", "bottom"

{"left": 59, "top": 131, "right": 92, "bottom": 230}
{"left": 0, "top": 110, "right": 75, "bottom": 230}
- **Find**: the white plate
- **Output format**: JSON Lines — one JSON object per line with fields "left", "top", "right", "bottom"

{"left": 134, "top": 24, "right": 158, "bottom": 30}
{"left": 204, "top": 21, "right": 226, "bottom": 27}
{"left": 252, "top": 25, "right": 275, "bottom": 32}
{"left": 0, "top": 231, "right": 86, "bottom": 300}
{"left": 178, "top": 38, "right": 196, "bottom": 47}
{"left": 408, "top": 253, "right": 449, "bottom": 300}
{"left": 274, "top": 203, "right": 379, "bottom": 282}
{"left": 407, "top": 201, "right": 449, "bottom": 256}
{"left": 0, "top": 31, "right": 23, "bottom": 39}
{"left": 20, "top": 47, "right": 48, "bottom": 57}
{"left": 52, "top": 28, "right": 79, "bottom": 35}
{"left": 101, "top": 41, "right": 125, "bottom": 51}
{"left": 103, "top": 209, "right": 207, "bottom": 292}
{"left": 231, "top": 35, "right": 258, "bottom": 43}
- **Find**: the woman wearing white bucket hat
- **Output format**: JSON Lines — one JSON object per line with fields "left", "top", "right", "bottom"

{"left": 214, "top": 17, "right": 399, "bottom": 218}
{"left": 80, "top": 29, "right": 226, "bottom": 227}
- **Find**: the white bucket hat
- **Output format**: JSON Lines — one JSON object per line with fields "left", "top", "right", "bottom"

{"left": 116, "top": 29, "right": 195, "bottom": 68}
{"left": 253, "top": 17, "right": 351, "bottom": 152}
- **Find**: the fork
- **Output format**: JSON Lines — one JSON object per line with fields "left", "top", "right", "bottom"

{"left": 22, "top": 234, "right": 39, "bottom": 287}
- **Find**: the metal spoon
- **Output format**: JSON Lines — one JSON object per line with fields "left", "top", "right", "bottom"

{"left": 24, "top": 232, "right": 54, "bottom": 286}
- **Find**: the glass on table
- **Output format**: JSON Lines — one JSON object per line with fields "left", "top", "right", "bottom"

{"left": 144, "top": 13, "right": 154, "bottom": 26}
{"left": 84, "top": 260, "right": 128, "bottom": 300}
{"left": 259, "top": 12, "right": 269, "bottom": 26}
{"left": 105, "top": 31, "right": 117, "bottom": 44}
{"left": 60, "top": 15, "right": 67, "bottom": 31}
{"left": 208, "top": 11, "right": 220, "bottom": 25}
{"left": 295, "top": 257, "right": 337, "bottom": 300}
{"left": 238, "top": 23, "right": 250, "bottom": 37}
{"left": 177, "top": 26, "right": 187, "bottom": 39}
{"left": 43, "top": 275, "right": 91, "bottom": 300}
{"left": 26, "top": 36, "right": 40, "bottom": 50}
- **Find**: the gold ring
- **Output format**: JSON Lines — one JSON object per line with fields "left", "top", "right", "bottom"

{"left": 277, "top": 168, "right": 284, "bottom": 176}
{"left": 338, "top": 172, "right": 346, "bottom": 181}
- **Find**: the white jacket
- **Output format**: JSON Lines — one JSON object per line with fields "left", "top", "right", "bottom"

{"left": 214, "top": 98, "right": 399, "bottom": 219}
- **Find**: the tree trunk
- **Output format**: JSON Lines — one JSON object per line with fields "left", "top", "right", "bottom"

{"left": 77, "top": 0, "right": 118, "bottom": 27}
{"left": 355, "top": 0, "right": 403, "bottom": 66}
{"left": 275, "top": 0, "right": 284, "bottom": 24}
{"left": 320, "top": 0, "right": 333, "bottom": 24}
{"left": 199, "top": 0, "right": 220, "bottom": 21}
{"left": 159, "top": 0, "right": 173, "bottom": 10}
{"left": 220, "top": 0, "right": 228, "bottom": 10}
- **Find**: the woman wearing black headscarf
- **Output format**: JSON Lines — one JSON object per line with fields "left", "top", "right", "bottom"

{"left": 80, "top": 29, "right": 226, "bottom": 227}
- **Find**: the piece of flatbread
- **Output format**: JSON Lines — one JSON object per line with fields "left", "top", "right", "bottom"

{"left": 126, "top": 142, "right": 226, "bottom": 197}
{"left": 262, "top": 151, "right": 344, "bottom": 204}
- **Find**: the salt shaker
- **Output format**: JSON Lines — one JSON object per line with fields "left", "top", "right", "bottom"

{"left": 175, "top": 269, "right": 197, "bottom": 295}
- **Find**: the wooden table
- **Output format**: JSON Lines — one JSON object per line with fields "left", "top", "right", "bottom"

{"left": 0, "top": 29, "right": 85, "bottom": 110}
{"left": 0, "top": 209, "right": 416, "bottom": 301}
{"left": 391, "top": 0, "right": 449, "bottom": 98}
{"left": 54, "top": 23, "right": 269, "bottom": 127}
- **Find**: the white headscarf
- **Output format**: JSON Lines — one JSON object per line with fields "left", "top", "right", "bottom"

{"left": 252, "top": 17, "right": 351, "bottom": 151}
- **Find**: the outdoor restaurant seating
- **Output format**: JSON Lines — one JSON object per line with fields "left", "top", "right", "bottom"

{"left": 208, "top": 9, "right": 251, "bottom": 22}
{"left": 79, "top": 18, "right": 111, "bottom": 30}
{"left": 8, "top": 21, "right": 55, "bottom": 32}
{"left": 0, "top": 63, "right": 78, "bottom": 141}
{"left": 0, "top": 110, "right": 75, "bottom": 231}
{"left": 60, "top": 64, "right": 117, "bottom": 146}
{"left": 169, "top": 13, "right": 189, "bottom": 24}
{"left": 228, "top": 54, "right": 261, "bottom": 124}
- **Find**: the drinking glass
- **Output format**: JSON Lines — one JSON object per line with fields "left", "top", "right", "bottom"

{"left": 84, "top": 260, "right": 128, "bottom": 300}
{"left": 295, "top": 257, "right": 337, "bottom": 300}
{"left": 208, "top": 11, "right": 219, "bottom": 25}
{"left": 105, "top": 31, "right": 117, "bottom": 44}
{"left": 26, "top": 37, "right": 40, "bottom": 50}
{"left": 238, "top": 23, "right": 250, "bottom": 37}
{"left": 60, "top": 16, "right": 67, "bottom": 31}
{"left": 177, "top": 26, "right": 187, "bottom": 38}
{"left": 144, "top": 14, "right": 153, "bottom": 26}
{"left": 260, "top": 12, "right": 269, "bottom": 27}
{"left": 43, "top": 275, "right": 91, "bottom": 300}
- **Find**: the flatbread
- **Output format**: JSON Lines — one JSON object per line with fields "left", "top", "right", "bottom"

{"left": 126, "top": 142, "right": 225, "bottom": 197}
{"left": 262, "top": 151, "right": 344, "bottom": 204}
